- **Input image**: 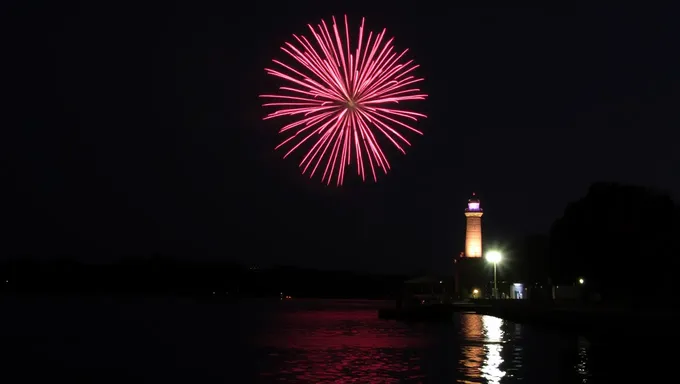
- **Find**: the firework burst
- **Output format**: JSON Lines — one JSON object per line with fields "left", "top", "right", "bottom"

{"left": 261, "top": 15, "right": 427, "bottom": 186}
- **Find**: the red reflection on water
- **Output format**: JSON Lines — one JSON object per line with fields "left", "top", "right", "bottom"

{"left": 256, "top": 309, "right": 428, "bottom": 382}
{"left": 261, "top": 310, "right": 428, "bottom": 349}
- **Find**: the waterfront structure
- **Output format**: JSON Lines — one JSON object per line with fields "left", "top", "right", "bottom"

{"left": 454, "top": 193, "right": 486, "bottom": 299}
{"left": 464, "top": 193, "right": 483, "bottom": 258}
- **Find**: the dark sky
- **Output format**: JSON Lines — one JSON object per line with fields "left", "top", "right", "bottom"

{"left": 7, "top": 3, "right": 680, "bottom": 272}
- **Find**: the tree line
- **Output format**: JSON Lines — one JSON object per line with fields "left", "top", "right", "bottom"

{"left": 510, "top": 182, "right": 679, "bottom": 304}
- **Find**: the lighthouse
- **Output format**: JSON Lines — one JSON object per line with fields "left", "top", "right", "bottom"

{"left": 464, "top": 193, "right": 483, "bottom": 257}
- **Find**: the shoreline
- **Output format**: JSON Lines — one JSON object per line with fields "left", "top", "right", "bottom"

{"left": 379, "top": 300, "right": 678, "bottom": 341}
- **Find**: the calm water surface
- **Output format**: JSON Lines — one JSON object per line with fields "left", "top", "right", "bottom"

{"left": 0, "top": 297, "right": 667, "bottom": 382}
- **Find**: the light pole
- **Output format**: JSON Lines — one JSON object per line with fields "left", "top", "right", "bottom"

{"left": 486, "top": 251, "right": 502, "bottom": 299}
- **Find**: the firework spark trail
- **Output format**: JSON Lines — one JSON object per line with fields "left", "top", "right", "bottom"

{"left": 261, "top": 15, "right": 427, "bottom": 186}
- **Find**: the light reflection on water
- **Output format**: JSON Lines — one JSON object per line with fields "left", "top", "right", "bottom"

{"left": 252, "top": 301, "right": 593, "bottom": 383}
{"left": 481, "top": 315, "right": 506, "bottom": 383}
{"left": 0, "top": 297, "right": 641, "bottom": 382}
{"left": 458, "top": 313, "right": 507, "bottom": 383}
{"left": 256, "top": 309, "right": 428, "bottom": 382}
{"left": 576, "top": 336, "right": 591, "bottom": 383}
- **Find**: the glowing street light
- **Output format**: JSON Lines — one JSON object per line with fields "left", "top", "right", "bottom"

{"left": 578, "top": 278, "right": 584, "bottom": 285}
{"left": 486, "top": 251, "right": 501, "bottom": 264}
{"left": 486, "top": 251, "right": 502, "bottom": 299}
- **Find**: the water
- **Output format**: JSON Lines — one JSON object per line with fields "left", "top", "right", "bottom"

{"left": 0, "top": 296, "right": 666, "bottom": 382}
{"left": 250, "top": 300, "right": 582, "bottom": 383}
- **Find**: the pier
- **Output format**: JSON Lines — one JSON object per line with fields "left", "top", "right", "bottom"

{"left": 378, "top": 299, "right": 672, "bottom": 340}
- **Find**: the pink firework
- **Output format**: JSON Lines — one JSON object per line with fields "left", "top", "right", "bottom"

{"left": 261, "top": 15, "right": 427, "bottom": 186}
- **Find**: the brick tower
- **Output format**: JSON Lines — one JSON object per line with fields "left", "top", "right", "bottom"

{"left": 464, "top": 193, "right": 483, "bottom": 258}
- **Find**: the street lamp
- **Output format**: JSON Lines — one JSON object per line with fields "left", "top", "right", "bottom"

{"left": 486, "top": 251, "right": 502, "bottom": 299}
{"left": 578, "top": 278, "right": 584, "bottom": 285}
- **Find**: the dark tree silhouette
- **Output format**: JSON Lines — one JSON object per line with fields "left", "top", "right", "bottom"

{"left": 0, "top": 257, "right": 410, "bottom": 299}
{"left": 549, "top": 182, "right": 678, "bottom": 304}
{"left": 510, "top": 234, "right": 549, "bottom": 284}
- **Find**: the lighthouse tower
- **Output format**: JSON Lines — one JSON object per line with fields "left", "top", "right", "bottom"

{"left": 464, "top": 193, "right": 483, "bottom": 258}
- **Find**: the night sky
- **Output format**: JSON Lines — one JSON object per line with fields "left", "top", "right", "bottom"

{"left": 7, "top": 4, "right": 680, "bottom": 273}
